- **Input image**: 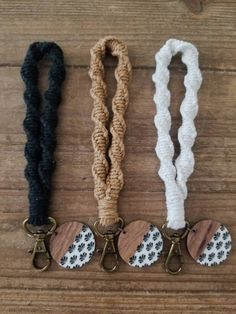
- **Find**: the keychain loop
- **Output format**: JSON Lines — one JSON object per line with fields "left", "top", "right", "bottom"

{"left": 153, "top": 39, "right": 232, "bottom": 272}
{"left": 161, "top": 221, "right": 190, "bottom": 241}
{"left": 23, "top": 217, "right": 57, "bottom": 237}
{"left": 152, "top": 39, "right": 202, "bottom": 230}
{"left": 21, "top": 42, "right": 65, "bottom": 226}
{"left": 94, "top": 217, "right": 124, "bottom": 238}
{"left": 89, "top": 37, "right": 131, "bottom": 271}
{"left": 89, "top": 36, "right": 131, "bottom": 227}
{"left": 21, "top": 42, "right": 65, "bottom": 271}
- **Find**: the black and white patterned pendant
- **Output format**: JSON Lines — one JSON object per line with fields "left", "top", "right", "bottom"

{"left": 117, "top": 220, "right": 163, "bottom": 268}
{"left": 50, "top": 221, "right": 95, "bottom": 269}
{"left": 187, "top": 220, "right": 232, "bottom": 267}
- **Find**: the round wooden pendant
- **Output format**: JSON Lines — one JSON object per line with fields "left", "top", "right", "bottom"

{"left": 187, "top": 220, "right": 232, "bottom": 267}
{"left": 50, "top": 221, "right": 95, "bottom": 269}
{"left": 118, "top": 220, "right": 163, "bottom": 268}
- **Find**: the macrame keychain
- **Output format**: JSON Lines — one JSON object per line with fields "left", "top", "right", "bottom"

{"left": 89, "top": 37, "right": 163, "bottom": 271}
{"left": 21, "top": 42, "right": 96, "bottom": 271}
{"left": 21, "top": 42, "right": 65, "bottom": 271}
{"left": 152, "top": 39, "right": 232, "bottom": 274}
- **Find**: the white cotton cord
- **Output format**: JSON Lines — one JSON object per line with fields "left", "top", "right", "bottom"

{"left": 152, "top": 39, "right": 202, "bottom": 230}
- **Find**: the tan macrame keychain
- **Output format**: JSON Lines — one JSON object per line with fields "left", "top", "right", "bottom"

{"left": 89, "top": 36, "right": 131, "bottom": 271}
{"left": 89, "top": 37, "right": 163, "bottom": 271}
{"left": 90, "top": 36, "right": 131, "bottom": 228}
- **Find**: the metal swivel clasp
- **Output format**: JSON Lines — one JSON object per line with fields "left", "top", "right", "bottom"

{"left": 162, "top": 222, "right": 190, "bottom": 275}
{"left": 22, "top": 217, "right": 57, "bottom": 272}
{"left": 28, "top": 230, "right": 51, "bottom": 271}
{"left": 94, "top": 217, "right": 124, "bottom": 272}
{"left": 97, "top": 231, "right": 119, "bottom": 272}
{"left": 164, "top": 233, "right": 182, "bottom": 275}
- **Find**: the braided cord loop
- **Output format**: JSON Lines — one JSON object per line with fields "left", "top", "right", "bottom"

{"left": 21, "top": 42, "right": 65, "bottom": 226}
{"left": 89, "top": 37, "right": 131, "bottom": 227}
{"left": 152, "top": 39, "right": 202, "bottom": 230}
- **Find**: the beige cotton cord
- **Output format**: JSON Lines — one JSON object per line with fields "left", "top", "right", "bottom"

{"left": 89, "top": 36, "right": 132, "bottom": 227}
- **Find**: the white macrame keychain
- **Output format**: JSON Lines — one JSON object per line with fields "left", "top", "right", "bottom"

{"left": 153, "top": 39, "right": 232, "bottom": 274}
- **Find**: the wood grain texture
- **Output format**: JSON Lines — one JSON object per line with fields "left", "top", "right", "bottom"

{"left": 50, "top": 221, "right": 83, "bottom": 263}
{"left": 0, "top": 0, "right": 236, "bottom": 313}
{"left": 187, "top": 220, "right": 220, "bottom": 260}
{"left": 118, "top": 220, "right": 150, "bottom": 263}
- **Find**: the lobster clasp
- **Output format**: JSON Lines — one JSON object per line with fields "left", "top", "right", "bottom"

{"left": 23, "top": 217, "right": 57, "bottom": 272}
{"left": 162, "top": 222, "right": 189, "bottom": 275}
{"left": 164, "top": 233, "right": 182, "bottom": 275}
{"left": 98, "top": 231, "right": 119, "bottom": 272}
{"left": 29, "top": 230, "right": 51, "bottom": 271}
{"left": 94, "top": 217, "right": 124, "bottom": 272}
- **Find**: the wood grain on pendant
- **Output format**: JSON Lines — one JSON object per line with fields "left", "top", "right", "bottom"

{"left": 50, "top": 221, "right": 83, "bottom": 264}
{"left": 118, "top": 220, "right": 150, "bottom": 263}
{"left": 187, "top": 220, "right": 221, "bottom": 261}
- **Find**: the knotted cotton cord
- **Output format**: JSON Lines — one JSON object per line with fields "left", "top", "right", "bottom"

{"left": 21, "top": 42, "right": 65, "bottom": 226}
{"left": 152, "top": 39, "right": 202, "bottom": 230}
{"left": 89, "top": 37, "right": 131, "bottom": 227}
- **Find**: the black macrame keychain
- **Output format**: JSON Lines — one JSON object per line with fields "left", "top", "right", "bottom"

{"left": 21, "top": 42, "right": 65, "bottom": 271}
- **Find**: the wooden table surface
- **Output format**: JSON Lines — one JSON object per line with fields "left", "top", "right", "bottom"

{"left": 0, "top": 0, "right": 236, "bottom": 313}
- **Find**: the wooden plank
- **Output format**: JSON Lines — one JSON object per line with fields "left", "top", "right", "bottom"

{"left": 0, "top": 1, "right": 235, "bottom": 69}
{"left": 0, "top": 0, "right": 236, "bottom": 311}
{"left": 0, "top": 63, "right": 236, "bottom": 311}
{"left": 1, "top": 290, "right": 236, "bottom": 313}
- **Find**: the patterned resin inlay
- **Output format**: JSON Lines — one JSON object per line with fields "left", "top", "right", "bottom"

{"left": 187, "top": 220, "right": 232, "bottom": 267}
{"left": 196, "top": 225, "right": 232, "bottom": 266}
{"left": 118, "top": 220, "right": 163, "bottom": 268}
{"left": 50, "top": 221, "right": 95, "bottom": 269}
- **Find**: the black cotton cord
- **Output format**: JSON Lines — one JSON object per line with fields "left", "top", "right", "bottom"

{"left": 21, "top": 42, "right": 66, "bottom": 226}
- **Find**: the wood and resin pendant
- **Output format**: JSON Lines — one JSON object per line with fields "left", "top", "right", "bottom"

{"left": 118, "top": 220, "right": 163, "bottom": 268}
{"left": 187, "top": 220, "right": 232, "bottom": 267}
{"left": 50, "top": 222, "right": 95, "bottom": 269}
